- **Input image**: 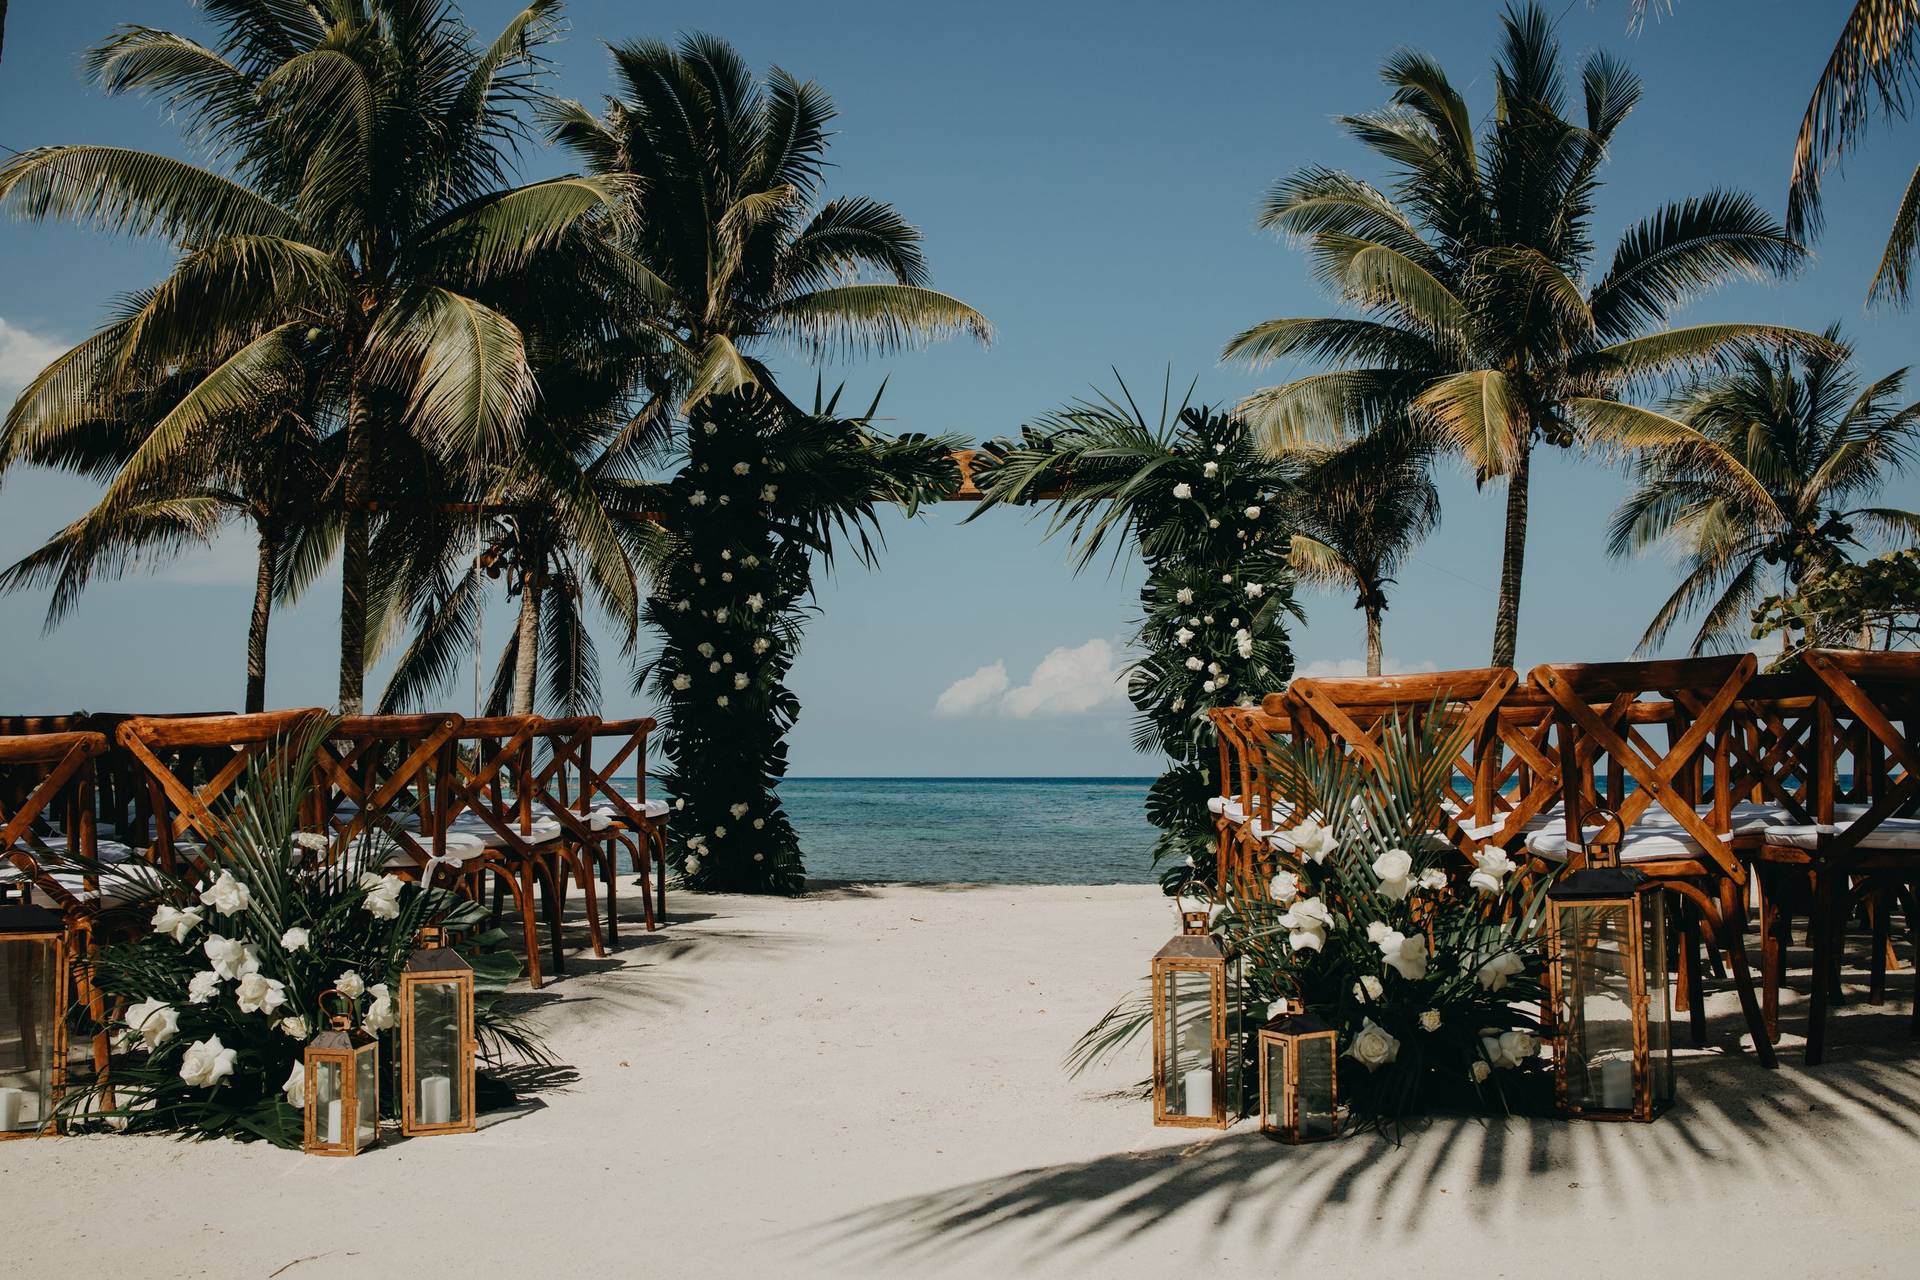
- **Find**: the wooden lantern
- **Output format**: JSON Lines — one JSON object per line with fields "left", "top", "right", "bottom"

{"left": 1547, "top": 864, "right": 1673, "bottom": 1121}
{"left": 1257, "top": 1002, "right": 1339, "bottom": 1143}
{"left": 303, "top": 989, "right": 381, "bottom": 1156}
{"left": 1152, "top": 910, "right": 1228, "bottom": 1128}
{"left": 398, "top": 927, "right": 476, "bottom": 1137}
{"left": 0, "top": 889, "right": 67, "bottom": 1140}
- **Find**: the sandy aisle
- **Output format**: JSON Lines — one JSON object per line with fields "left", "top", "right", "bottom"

{"left": 7, "top": 882, "right": 1916, "bottom": 1279}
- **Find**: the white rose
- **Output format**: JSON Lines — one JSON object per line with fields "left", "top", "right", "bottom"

{"left": 1244, "top": 505, "right": 1262, "bottom": 519}
{"left": 279, "top": 1015, "right": 309, "bottom": 1040}
{"left": 235, "top": 972, "right": 288, "bottom": 1016}
{"left": 698, "top": 642, "right": 715, "bottom": 658}
{"left": 1469, "top": 1059, "right": 1492, "bottom": 1084}
{"left": 151, "top": 903, "right": 203, "bottom": 943}
{"left": 733, "top": 673, "right": 749, "bottom": 690}
{"left": 1203, "top": 461, "right": 1218, "bottom": 476}
{"left": 684, "top": 855, "right": 702, "bottom": 875}
{"left": 292, "top": 831, "right": 330, "bottom": 855}
{"left": 1202, "top": 680, "right": 1216, "bottom": 693}
{"left": 335, "top": 970, "right": 366, "bottom": 1000}
{"left": 716, "top": 695, "right": 730, "bottom": 707}
{"left": 178, "top": 1035, "right": 237, "bottom": 1089}
{"left": 283, "top": 1061, "right": 306, "bottom": 1107}
{"left": 359, "top": 872, "right": 403, "bottom": 919}
{"left": 1417, "top": 868, "right": 1449, "bottom": 892}
{"left": 1220, "top": 573, "right": 1233, "bottom": 584}
{"left": 202, "top": 935, "right": 260, "bottom": 980}
{"left": 363, "top": 983, "right": 397, "bottom": 1032}
{"left": 1419, "top": 1009, "right": 1443, "bottom": 1033}
{"left": 1244, "top": 582, "right": 1264, "bottom": 598}
{"left": 709, "top": 662, "right": 722, "bottom": 673}
{"left": 688, "top": 490, "right": 707, "bottom": 505}
{"left": 1214, "top": 443, "right": 1226, "bottom": 455}
{"left": 747, "top": 593, "right": 765, "bottom": 613}
{"left": 1175, "top": 627, "right": 1194, "bottom": 647}
{"left": 1348, "top": 1018, "right": 1400, "bottom": 1072}
{"left": 1378, "top": 929, "right": 1429, "bottom": 981}
{"left": 1278, "top": 896, "right": 1331, "bottom": 953}
{"left": 1371, "top": 848, "right": 1414, "bottom": 901}
{"left": 672, "top": 674, "right": 692, "bottom": 691}
{"left": 1475, "top": 951, "right": 1526, "bottom": 992}
{"left": 279, "top": 926, "right": 310, "bottom": 953}
{"left": 1208, "top": 518, "right": 1220, "bottom": 528}
{"left": 122, "top": 998, "right": 179, "bottom": 1052}
{"left": 1176, "top": 587, "right": 1195, "bottom": 604}
{"left": 1355, "top": 974, "right": 1384, "bottom": 1002}
{"left": 198, "top": 869, "right": 252, "bottom": 917}
{"left": 1171, "top": 697, "right": 1186, "bottom": 711}
{"left": 714, "top": 608, "right": 729, "bottom": 622}
{"left": 1281, "top": 817, "right": 1338, "bottom": 863}
{"left": 1365, "top": 919, "right": 1393, "bottom": 944}
{"left": 187, "top": 970, "right": 222, "bottom": 1004}
{"left": 753, "top": 818, "right": 765, "bottom": 829}
{"left": 753, "top": 638, "right": 771, "bottom": 654}
{"left": 730, "top": 803, "right": 750, "bottom": 820}
{"left": 1172, "top": 482, "right": 1192, "bottom": 499}
{"left": 760, "top": 485, "right": 778, "bottom": 502}
{"left": 1268, "top": 870, "right": 1300, "bottom": 905}
{"left": 714, "top": 825, "right": 727, "bottom": 839}
{"left": 1185, "top": 656, "right": 1204, "bottom": 671}
{"left": 732, "top": 461, "right": 751, "bottom": 475}
{"left": 1468, "top": 848, "right": 1515, "bottom": 895}
{"left": 1481, "top": 1028, "right": 1539, "bottom": 1070}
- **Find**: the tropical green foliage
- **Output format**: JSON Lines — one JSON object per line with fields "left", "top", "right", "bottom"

{"left": 1227, "top": 2, "right": 1812, "bottom": 668}
{"left": 52, "top": 721, "right": 541, "bottom": 1147}
{"left": 0, "top": 1, "right": 621, "bottom": 713}
{"left": 1609, "top": 329, "right": 1920, "bottom": 655}
{"left": 639, "top": 386, "right": 963, "bottom": 893}
{"left": 970, "top": 381, "right": 1299, "bottom": 892}
{"left": 1754, "top": 547, "right": 1920, "bottom": 664}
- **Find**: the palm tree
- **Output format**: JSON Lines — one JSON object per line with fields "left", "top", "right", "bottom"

{"left": 0, "top": 338, "right": 330, "bottom": 713}
{"left": 1787, "top": 1, "right": 1920, "bottom": 302}
{"left": 545, "top": 33, "right": 990, "bottom": 418}
{"left": 0, "top": 1, "right": 622, "bottom": 713}
{"left": 1285, "top": 431, "right": 1440, "bottom": 676}
{"left": 1609, "top": 328, "right": 1920, "bottom": 655}
{"left": 1225, "top": 3, "right": 1812, "bottom": 668}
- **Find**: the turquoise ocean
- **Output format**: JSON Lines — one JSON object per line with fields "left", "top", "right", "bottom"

{"left": 626, "top": 777, "right": 1161, "bottom": 884}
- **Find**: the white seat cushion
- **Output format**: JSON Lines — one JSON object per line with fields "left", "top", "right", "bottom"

{"left": 0, "top": 861, "right": 165, "bottom": 906}
{"left": 1524, "top": 804, "right": 1751, "bottom": 864}
{"left": 1457, "top": 808, "right": 1559, "bottom": 842}
{"left": 378, "top": 829, "right": 490, "bottom": 867}
{"left": 1763, "top": 804, "right": 1920, "bottom": 851}
{"left": 444, "top": 814, "right": 562, "bottom": 848}
{"left": 534, "top": 804, "right": 614, "bottom": 832}
{"left": 9, "top": 835, "right": 137, "bottom": 864}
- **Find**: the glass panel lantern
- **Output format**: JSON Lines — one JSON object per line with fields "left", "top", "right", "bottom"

{"left": 1547, "top": 866, "right": 1672, "bottom": 1122}
{"left": 0, "top": 893, "right": 67, "bottom": 1140}
{"left": 303, "top": 990, "right": 381, "bottom": 1156}
{"left": 399, "top": 927, "right": 476, "bottom": 1136}
{"left": 1257, "top": 1002, "right": 1339, "bottom": 1143}
{"left": 1152, "top": 910, "right": 1228, "bottom": 1129}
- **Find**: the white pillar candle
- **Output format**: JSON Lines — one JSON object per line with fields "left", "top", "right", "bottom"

{"left": 419, "top": 1074, "right": 451, "bottom": 1125}
{"left": 325, "top": 1098, "right": 343, "bottom": 1144}
{"left": 0, "top": 1086, "right": 27, "bottom": 1131}
{"left": 1183, "top": 1067, "right": 1214, "bottom": 1117}
{"left": 1599, "top": 1058, "right": 1633, "bottom": 1110}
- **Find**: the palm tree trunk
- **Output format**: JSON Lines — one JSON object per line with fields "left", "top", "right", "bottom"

{"left": 1365, "top": 603, "right": 1383, "bottom": 677}
{"left": 511, "top": 570, "right": 541, "bottom": 717}
{"left": 1490, "top": 442, "right": 1531, "bottom": 669}
{"left": 245, "top": 518, "right": 277, "bottom": 714}
{"left": 338, "top": 393, "right": 371, "bottom": 714}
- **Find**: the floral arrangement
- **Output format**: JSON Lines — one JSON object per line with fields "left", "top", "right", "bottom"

{"left": 641, "top": 385, "right": 963, "bottom": 893}
{"left": 969, "top": 384, "right": 1299, "bottom": 892}
{"left": 1219, "top": 709, "right": 1550, "bottom": 1128}
{"left": 57, "top": 724, "right": 540, "bottom": 1146}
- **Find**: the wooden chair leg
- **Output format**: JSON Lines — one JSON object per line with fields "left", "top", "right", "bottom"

{"left": 1867, "top": 887, "right": 1891, "bottom": 1005}
{"left": 1806, "top": 869, "right": 1837, "bottom": 1066}
{"left": 1901, "top": 884, "right": 1920, "bottom": 1040}
{"left": 1756, "top": 865, "right": 1788, "bottom": 1044}
{"left": 624, "top": 831, "right": 655, "bottom": 933}
{"left": 540, "top": 855, "right": 567, "bottom": 977}
{"left": 1717, "top": 878, "right": 1777, "bottom": 1069}
{"left": 1679, "top": 900, "right": 1709, "bottom": 1048}
{"left": 654, "top": 822, "right": 668, "bottom": 920}
{"left": 569, "top": 846, "right": 606, "bottom": 959}
{"left": 599, "top": 838, "right": 620, "bottom": 948}
{"left": 496, "top": 864, "right": 542, "bottom": 991}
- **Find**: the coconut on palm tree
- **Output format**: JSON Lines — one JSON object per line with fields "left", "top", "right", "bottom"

{"left": 0, "top": 1, "right": 623, "bottom": 712}
{"left": 1285, "top": 429, "right": 1440, "bottom": 677}
{"left": 1226, "top": 2, "right": 1813, "bottom": 668}
{"left": 1609, "top": 327, "right": 1920, "bottom": 655}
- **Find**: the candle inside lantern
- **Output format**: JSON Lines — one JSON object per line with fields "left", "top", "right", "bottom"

{"left": 324, "top": 1098, "right": 343, "bottom": 1145}
{"left": 1183, "top": 1067, "right": 1213, "bottom": 1117}
{"left": 1599, "top": 1058, "right": 1632, "bottom": 1110}
{"left": 419, "top": 1074, "right": 451, "bottom": 1125}
{"left": 0, "top": 1086, "right": 31, "bottom": 1130}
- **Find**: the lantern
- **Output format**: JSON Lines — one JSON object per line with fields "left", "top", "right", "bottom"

{"left": 303, "top": 989, "right": 381, "bottom": 1156}
{"left": 0, "top": 890, "right": 67, "bottom": 1139}
{"left": 398, "top": 927, "right": 476, "bottom": 1136}
{"left": 1257, "top": 1001, "right": 1339, "bottom": 1143}
{"left": 1547, "top": 864, "right": 1672, "bottom": 1121}
{"left": 1152, "top": 910, "right": 1228, "bottom": 1128}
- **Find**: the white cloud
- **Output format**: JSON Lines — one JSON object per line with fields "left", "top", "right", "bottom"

{"left": 935, "top": 638, "right": 1129, "bottom": 719}
{"left": 1297, "top": 657, "right": 1438, "bottom": 679}
{"left": 934, "top": 660, "right": 1010, "bottom": 717}
{"left": 0, "top": 318, "right": 66, "bottom": 403}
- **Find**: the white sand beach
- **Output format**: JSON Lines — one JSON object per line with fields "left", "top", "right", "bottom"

{"left": 8, "top": 882, "right": 1917, "bottom": 1279}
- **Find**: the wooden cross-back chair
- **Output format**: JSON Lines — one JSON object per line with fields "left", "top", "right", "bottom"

{"left": 1281, "top": 668, "right": 1523, "bottom": 861}
{"left": 1752, "top": 650, "right": 1920, "bottom": 1063}
{"left": 448, "top": 716, "right": 605, "bottom": 988}
{"left": 312, "top": 714, "right": 464, "bottom": 867}
{"left": 1207, "top": 704, "right": 1296, "bottom": 896}
{"left": 1526, "top": 654, "right": 1777, "bottom": 1067}
{"left": 528, "top": 716, "right": 659, "bottom": 941}
{"left": 115, "top": 710, "right": 325, "bottom": 872}
{"left": 0, "top": 731, "right": 115, "bottom": 1105}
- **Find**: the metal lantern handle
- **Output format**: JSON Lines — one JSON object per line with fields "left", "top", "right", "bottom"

{"left": 317, "top": 987, "right": 357, "bottom": 1031}
{"left": 1578, "top": 806, "right": 1625, "bottom": 869}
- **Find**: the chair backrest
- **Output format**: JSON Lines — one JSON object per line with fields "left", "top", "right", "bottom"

{"left": 316, "top": 714, "right": 464, "bottom": 867}
{"left": 115, "top": 710, "right": 325, "bottom": 869}
{"left": 0, "top": 731, "right": 108, "bottom": 912}
{"left": 575, "top": 717, "right": 660, "bottom": 828}
{"left": 1526, "top": 654, "right": 1756, "bottom": 876}
{"left": 1802, "top": 649, "right": 1920, "bottom": 851}
{"left": 444, "top": 716, "right": 548, "bottom": 852}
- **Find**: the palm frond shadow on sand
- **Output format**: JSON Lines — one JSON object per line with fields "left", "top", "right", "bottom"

{"left": 795, "top": 984, "right": 1920, "bottom": 1272}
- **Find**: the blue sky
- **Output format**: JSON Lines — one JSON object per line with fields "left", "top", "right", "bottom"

{"left": 1, "top": 1, "right": 1914, "bottom": 774}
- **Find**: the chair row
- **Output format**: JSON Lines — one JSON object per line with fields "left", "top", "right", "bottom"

{"left": 1, "top": 710, "right": 670, "bottom": 992}
{"left": 1209, "top": 650, "right": 1920, "bottom": 1067}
